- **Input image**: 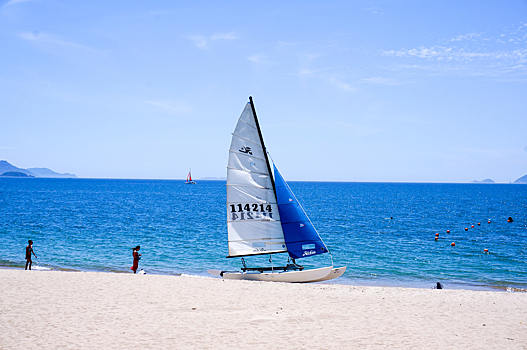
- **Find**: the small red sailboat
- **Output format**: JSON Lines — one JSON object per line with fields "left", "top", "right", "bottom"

{"left": 185, "top": 169, "right": 196, "bottom": 184}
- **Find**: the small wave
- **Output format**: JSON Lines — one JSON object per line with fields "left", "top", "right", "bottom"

{"left": 506, "top": 287, "right": 527, "bottom": 293}
{"left": 31, "top": 265, "right": 52, "bottom": 271}
{"left": 180, "top": 273, "right": 212, "bottom": 279}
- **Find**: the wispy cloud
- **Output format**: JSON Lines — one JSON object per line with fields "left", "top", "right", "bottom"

{"left": 185, "top": 32, "right": 238, "bottom": 49}
{"left": 211, "top": 32, "right": 237, "bottom": 41}
{"left": 301, "top": 53, "right": 320, "bottom": 62}
{"left": 382, "top": 24, "right": 527, "bottom": 76}
{"left": 19, "top": 31, "right": 94, "bottom": 52}
{"left": 451, "top": 33, "right": 481, "bottom": 42}
{"left": 364, "top": 6, "right": 383, "bottom": 14}
{"left": 328, "top": 77, "right": 355, "bottom": 92}
{"left": 297, "top": 68, "right": 356, "bottom": 92}
{"left": 186, "top": 35, "right": 208, "bottom": 49}
{"left": 4, "top": 0, "right": 31, "bottom": 6}
{"left": 383, "top": 46, "right": 527, "bottom": 64}
{"left": 144, "top": 100, "right": 192, "bottom": 115}
{"left": 361, "top": 77, "right": 398, "bottom": 85}
{"left": 247, "top": 54, "right": 271, "bottom": 64}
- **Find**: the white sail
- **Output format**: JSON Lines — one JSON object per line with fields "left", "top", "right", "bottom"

{"left": 226, "top": 103, "right": 286, "bottom": 257}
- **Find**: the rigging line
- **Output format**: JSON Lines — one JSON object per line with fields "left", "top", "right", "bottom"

{"left": 225, "top": 183, "right": 272, "bottom": 190}
{"left": 275, "top": 166, "right": 331, "bottom": 252}
{"left": 227, "top": 250, "right": 288, "bottom": 259}
{"left": 249, "top": 96, "right": 276, "bottom": 197}
{"left": 236, "top": 113, "right": 258, "bottom": 131}
{"left": 226, "top": 169, "right": 268, "bottom": 176}
{"left": 231, "top": 134, "right": 262, "bottom": 147}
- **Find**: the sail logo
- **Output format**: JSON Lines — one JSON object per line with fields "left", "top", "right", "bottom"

{"left": 302, "top": 250, "right": 316, "bottom": 257}
{"left": 239, "top": 146, "right": 252, "bottom": 155}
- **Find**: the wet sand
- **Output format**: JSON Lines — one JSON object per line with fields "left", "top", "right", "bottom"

{"left": 0, "top": 269, "right": 525, "bottom": 349}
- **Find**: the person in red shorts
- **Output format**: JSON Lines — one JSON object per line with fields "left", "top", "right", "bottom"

{"left": 131, "top": 246, "right": 141, "bottom": 273}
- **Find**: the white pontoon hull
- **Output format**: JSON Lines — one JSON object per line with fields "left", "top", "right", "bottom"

{"left": 309, "top": 266, "right": 347, "bottom": 282}
{"left": 219, "top": 266, "right": 333, "bottom": 283}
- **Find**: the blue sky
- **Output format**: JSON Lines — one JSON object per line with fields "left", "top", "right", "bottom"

{"left": 1, "top": 0, "right": 526, "bottom": 182}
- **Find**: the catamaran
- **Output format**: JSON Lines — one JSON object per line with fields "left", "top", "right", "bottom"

{"left": 208, "top": 97, "right": 346, "bottom": 283}
{"left": 185, "top": 170, "right": 196, "bottom": 184}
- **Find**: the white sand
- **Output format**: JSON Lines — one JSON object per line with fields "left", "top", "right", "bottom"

{"left": 0, "top": 269, "right": 525, "bottom": 350}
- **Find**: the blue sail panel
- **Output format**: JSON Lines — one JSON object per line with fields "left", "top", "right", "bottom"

{"left": 273, "top": 165, "right": 329, "bottom": 259}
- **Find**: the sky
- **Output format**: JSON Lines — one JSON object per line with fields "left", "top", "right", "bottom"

{"left": 1, "top": 0, "right": 526, "bottom": 182}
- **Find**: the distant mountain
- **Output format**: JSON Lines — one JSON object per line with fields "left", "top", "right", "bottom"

{"left": 0, "top": 171, "right": 35, "bottom": 177}
{"left": 0, "top": 160, "right": 77, "bottom": 178}
{"left": 0, "top": 161, "right": 35, "bottom": 176}
{"left": 471, "top": 179, "right": 495, "bottom": 183}
{"left": 27, "top": 167, "right": 77, "bottom": 178}
{"left": 513, "top": 174, "right": 527, "bottom": 184}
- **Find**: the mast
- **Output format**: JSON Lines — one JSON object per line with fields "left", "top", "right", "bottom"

{"left": 249, "top": 96, "right": 276, "bottom": 196}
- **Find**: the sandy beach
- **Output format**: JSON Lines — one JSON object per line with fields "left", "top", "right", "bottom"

{"left": 0, "top": 269, "right": 525, "bottom": 349}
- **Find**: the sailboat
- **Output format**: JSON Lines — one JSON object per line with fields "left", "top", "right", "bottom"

{"left": 185, "top": 169, "right": 196, "bottom": 184}
{"left": 208, "top": 97, "right": 346, "bottom": 283}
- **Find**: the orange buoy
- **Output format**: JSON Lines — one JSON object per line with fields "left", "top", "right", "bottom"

{"left": 446, "top": 230, "right": 450, "bottom": 233}
{"left": 465, "top": 227, "right": 468, "bottom": 231}
{"left": 451, "top": 242, "right": 456, "bottom": 246}
{"left": 471, "top": 225, "right": 474, "bottom": 228}
{"left": 435, "top": 237, "right": 439, "bottom": 240}
{"left": 488, "top": 220, "right": 491, "bottom": 223}
{"left": 484, "top": 249, "right": 488, "bottom": 252}
{"left": 435, "top": 233, "right": 439, "bottom": 236}
{"left": 478, "top": 223, "right": 481, "bottom": 226}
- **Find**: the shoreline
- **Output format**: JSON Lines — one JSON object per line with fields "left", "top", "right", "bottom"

{"left": 2, "top": 264, "right": 525, "bottom": 293}
{"left": 1, "top": 268, "right": 525, "bottom": 349}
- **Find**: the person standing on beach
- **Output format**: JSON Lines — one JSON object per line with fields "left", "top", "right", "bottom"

{"left": 131, "top": 246, "right": 141, "bottom": 273}
{"left": 25, "top": 240, "right": 37, "bottom": 270}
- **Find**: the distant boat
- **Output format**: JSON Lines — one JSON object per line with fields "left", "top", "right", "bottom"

{"left": 185, "top": 170, "right": 196, "bottom": 184}
{"left": 207, "top": 97, "right": 346, "bottom": 283}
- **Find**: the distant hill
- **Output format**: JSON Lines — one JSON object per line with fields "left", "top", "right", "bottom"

{"left": 0, "top": 171, "right": 35, "bottom": 177}
{"left": 471, "top": 179, "right": 495, "bottom": 183}
{"left": 513, "top": 174, "right": 527, "bottom": 184}
{"left": 0, "top": 160, "right": 35, "bottom": 176}
{"left": 0, "top": 160, "right": 77, "bottom": 178}
{"left": 27, "top": 167, "right": 77, "bottom": 178}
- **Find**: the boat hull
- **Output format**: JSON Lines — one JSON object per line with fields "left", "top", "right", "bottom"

{"left": 309, "top": 266, "right": 347, "bottom": 282}
{"left": 220, "top": 266, "right": 333, "bottom": 283}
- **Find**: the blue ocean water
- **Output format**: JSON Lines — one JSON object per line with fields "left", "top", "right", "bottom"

{"left": 1, "top": 178, "right": 526, "bottom": 291}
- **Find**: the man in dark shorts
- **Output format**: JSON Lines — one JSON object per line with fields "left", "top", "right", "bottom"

{"left": 25, "top": 240, "right": 37, "bottom": 270}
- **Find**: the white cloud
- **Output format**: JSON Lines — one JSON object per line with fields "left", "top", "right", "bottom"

{"left": 247, "top": 54, "right": 271, "bottom": 64}
{"left": 5, "top": 0, "right": 30, "bottom": 6}
{"left": 19, "top": 31, "right": 93, "bottom": 52}
{"left": 144, "top": 100, "right": 192, "bottom": 115}
{"left": 383, "top": 45, "right": 527, "bottom": 65}
{"left": 301, "top": 53, "right": 320, "bottom": 62}
{"left": 186, "top": 35, "right": 208, "bottom": 49}
{"left": 451, "top": 33, "right": 481, "bottom": 42}
{"left": 211, "top": 32, "right": 238, "bottom": 41}
{"left": 297, "top": 68, "right": 355, "bottom": 92}
{"left": 364, "top": 6, "right": 383, "bottom": 14}
{"left": 185, "top": 32, "right": 238, "bottom": 49}
{"left": 361, "top": 77, "right": 397, "bottom": 85}
{"left": 328, "top": 77, "right": 355, "bottom": 92}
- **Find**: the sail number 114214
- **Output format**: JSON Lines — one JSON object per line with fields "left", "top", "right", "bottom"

{"left": 230, "top": 203, "right": 272, "bottom": 213}
{"left": 229, "top": 203, "right": 274, "bottom": 221}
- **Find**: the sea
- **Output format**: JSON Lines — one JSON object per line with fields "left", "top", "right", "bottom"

{"left": 1, "top": 178, "right": 526, "bottom": 292}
